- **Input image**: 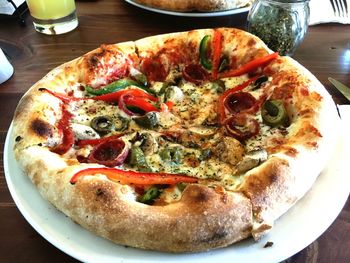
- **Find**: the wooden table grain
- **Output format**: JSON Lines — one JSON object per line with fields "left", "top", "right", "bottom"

{"left": 0, "top": 1, "right": 349, "bottom": 262}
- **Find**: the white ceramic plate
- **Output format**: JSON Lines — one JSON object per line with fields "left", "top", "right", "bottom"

{"left": 124, "top": 0, "right": 250, "bottom": 17}
{"left": 4, "top": 109, "right": 350, "bottom": 263}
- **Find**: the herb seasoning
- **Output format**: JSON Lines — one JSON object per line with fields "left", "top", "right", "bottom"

{"left": 247, "top": 0, "right": 310, "bottom": 56}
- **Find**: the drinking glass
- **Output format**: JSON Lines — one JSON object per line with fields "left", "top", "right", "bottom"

{"left": 26, "top": 0, "right": 78, "bottom": 35}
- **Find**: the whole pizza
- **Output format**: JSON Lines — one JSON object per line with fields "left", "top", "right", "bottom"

{"left": 132, "top": 0, "right": 253, "bottom": 12}
{"left": 12, "top": 28, "right": 338, "bottom": 252}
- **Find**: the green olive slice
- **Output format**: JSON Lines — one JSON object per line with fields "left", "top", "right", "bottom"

{"left": 159, "top": 147, "right": 183, "bottom": 165}
{"left": 91, "top": 116, "right": 114, "bottom": 134}
{"left": 261, "top": 99, "right": 288, "bottom": 127}
{"left": 128, "top": 145, "right": 151, "bottom": 172}
{"left": 134, "top": 112, "right": 159, "bottom": 129}
{"left": 114, "top": 115, "right": 129, "bottom": 131}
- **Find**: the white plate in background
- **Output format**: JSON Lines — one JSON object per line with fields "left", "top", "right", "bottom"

{"left": 124, "top": 0, "right": 250, "bottom": 17}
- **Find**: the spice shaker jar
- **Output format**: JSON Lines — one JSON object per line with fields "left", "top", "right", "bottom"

{"left": 247, "top": 0, "right": 310, "bottom": 56}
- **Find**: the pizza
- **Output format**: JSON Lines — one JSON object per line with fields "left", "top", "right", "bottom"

{"left": 12, "top": 28, "right": 338, "bottom": 252}
{"left": 132, "top": 0, "right": 254, "bottom": 12}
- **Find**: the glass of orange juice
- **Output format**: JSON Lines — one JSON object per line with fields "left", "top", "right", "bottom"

{"left": 26, "top": 0, "right": 78, "bottom": 35}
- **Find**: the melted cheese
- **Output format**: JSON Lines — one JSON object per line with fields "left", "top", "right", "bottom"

{"left": 65, "top": 73, "right": 277, "bottom": 203}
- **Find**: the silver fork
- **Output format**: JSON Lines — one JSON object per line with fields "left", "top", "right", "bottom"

{"left": 330, "top": 0, "right": 349, "bottom": 17}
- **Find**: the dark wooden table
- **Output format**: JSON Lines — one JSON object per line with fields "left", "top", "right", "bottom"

{"left": 0, "top": 1, "right": 349, "bottom": 262}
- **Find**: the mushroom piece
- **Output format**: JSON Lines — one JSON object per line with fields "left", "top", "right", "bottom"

{"left": 139, "top": 132, "right": 159, "bottom": 155}
{"left": 71, "top": 123, "right": 100, "bottom": 140}
{"left": 213, "top": 137, "right": 245, "bottom": 166}
{"left": 188, "top": 126, "right": 217, "bottom": 137}
{"left": 236, "top": 149, "right": 268, "bottom": 173}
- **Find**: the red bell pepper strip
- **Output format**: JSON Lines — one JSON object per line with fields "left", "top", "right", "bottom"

{"left": 123, "top": 95, "right": 159, "bottom": 112}
{"left": 211, "top": 30, "right": 223, "bottom": 80}
{"left": 162, "top": 101, "right": 174, "bottom": 111}
{"left": 218, "top": 75, "right": 261, "bottom": 124}
{"left": 219, "top": 52, "right": 279, "bottom": 79}
{"left": 70, "top": 167, "right": 199, "bottom": 185}
{"left": 39, "top": 88, "right": 83, "bottom": 103}
{"left": 51, "top": 104, "right": 75, "bottom": 155}
{"left": 77, "top": 134, "right": 123, "bottom": 147}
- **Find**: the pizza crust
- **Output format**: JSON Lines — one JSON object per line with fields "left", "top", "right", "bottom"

{"left": 16, "top": 146, "right": 253, "bottom": 252}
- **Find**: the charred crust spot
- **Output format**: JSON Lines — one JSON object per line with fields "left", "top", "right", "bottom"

{"left": 15, "top": 136, "right": 22, "bottom": 142}
{"left": 89, "top": 55, "right": 99, "bottom": 67}
{"left": 31, "top": 119, "right": 53, "bottom": 138}
{"left": 190, "top": 189, "right": 210, "bottom": 203}
{"left": 88, "top": 47, "right": 107, "bottom": 68}
{"left": 269, "top": 174, "right": 278, "bottom": 184}
{"left": 38, "top": 88, "right": 46, "bottom": 92}
{"left": 96, "top": 188, "right": 104, "bottom": 196}
{"left": 200, "top": 229, "right": 228, "bottom": 243}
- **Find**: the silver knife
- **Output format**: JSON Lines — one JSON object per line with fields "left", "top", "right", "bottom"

{"left": 328, "top": 77, "right": 350, "bottom": 102}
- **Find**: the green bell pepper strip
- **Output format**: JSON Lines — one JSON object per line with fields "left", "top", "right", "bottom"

{"left": 199, "top": 35, "right": 213, "bottom": 70}
{"left": 138, "top": 186, "right": 161, "bottom": 204}
{"left": 85, "top": 78, "right": 153, "bottom": 96}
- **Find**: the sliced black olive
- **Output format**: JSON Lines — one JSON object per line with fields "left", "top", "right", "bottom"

{"left": 134, "top": 112, "right": 159, "bottom": 129}
{"left": 253, "top": 75, "right": 269, "bottom": 90}
{"left": 90, "top": 116, "right": 114, "bottom": 134}
{"left": 138, "top": 186, "right": 161, "bottom": 204}
{"left": 261, "top": 99, "right": 288, "bottom": 127}
{"left": 114, "top": 115, "right": 129, "bottom": 132}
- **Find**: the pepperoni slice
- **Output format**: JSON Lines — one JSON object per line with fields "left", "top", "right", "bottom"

{"left": 141, "top": 57, "right": 168, "bottom": 82}
{"left": 88, "top": 138, "right": 129, "bottom": 167}
{"left": 182, "top": 64, "right": 209, "bottom": 85}
{"left": 224, "top": 92, "right": 258, "bottom": 114}
{"left": 224, "top": 114, "right": 260, "bottom": 141}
